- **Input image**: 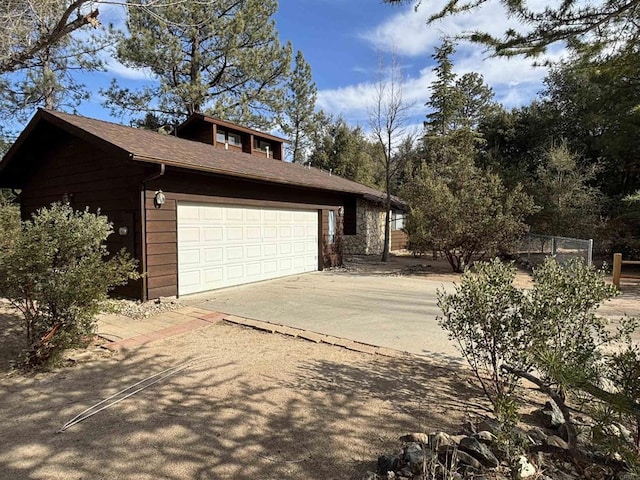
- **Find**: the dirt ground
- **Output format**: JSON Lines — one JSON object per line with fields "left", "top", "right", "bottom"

{"left": 0, "top": 313, "right": 485, "bottom": 480}
{"left": 1, "top": 256, "right": 639, "bottom": 479}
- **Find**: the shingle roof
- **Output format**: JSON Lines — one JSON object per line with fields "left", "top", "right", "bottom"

{"left": 6, "top": 109, "right": 403, "bottom": 207}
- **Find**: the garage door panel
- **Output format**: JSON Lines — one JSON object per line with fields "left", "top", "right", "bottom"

{"left": 180, "top": 227, "right": 200, "bottom": 243}
{"left": 226, "top": 246, "right": 244, "bottom": 261}
{"left": 203, "top": 268, "right": 223, "bottom": 284}
{"left": 180, "top": 249, "right": 200, "bottom": 265}
{"left": 178, "top": 204, "right": 318, "bottom": 295}
{"left": 204, "top": 247, "right": 223, "bottom": 262}
{"left": 203, "top": 227, "right": 223, "bottom": 241}
{"left": 245, "top": 226, "right": 261, "bottom": 240}
{"left": 203, "top": 207, "right": 223, "bottom": 221}
{"left": 179, "top": 205, "right": 201, "bottom": 220}
{"left": 264, "top": 244, "right": 278, "bottom": 257}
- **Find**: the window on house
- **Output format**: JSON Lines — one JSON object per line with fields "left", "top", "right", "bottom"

{"left": 391, "top": 211, "right": 405, "bottom": 230}
{"left": 216, "top": 129, "right": 242, "bottom": 147}
{"left": 328, "top": 210, "right": 336, "bottom": 244}
{"left": 254, "top": 138, "right": 272, "bottom": 152}
{"left": 228, "top": 132, "right": 241, "bottom": 146}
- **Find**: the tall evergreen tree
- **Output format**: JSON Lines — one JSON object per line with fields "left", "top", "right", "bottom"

{"left": 0, "top": 1, "right": 107, "bottom": 133}
{"left": 103, "top": 0, "right": 292, "bottom": 128}
{"left": 308, "top": 115, "right": 380, "bottom": 188}
{"left": 280, "top": 50, "right": 319, "bottom": 163}
{"left": 425, "top": 40, "right": 457, "bottom": 135}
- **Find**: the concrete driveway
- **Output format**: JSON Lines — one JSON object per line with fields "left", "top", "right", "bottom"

{"left": 187, "top": 269, "right": 462, "bottom": 364}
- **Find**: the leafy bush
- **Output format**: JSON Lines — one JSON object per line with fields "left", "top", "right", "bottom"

{"left": 439, "top": 257, "right": 640, "bottom": 463}
{"left": 0, "top": 203, "right": 140, "bottom": 368}
{"left": 438, "top": 259, "right": 530, "bottom": 407}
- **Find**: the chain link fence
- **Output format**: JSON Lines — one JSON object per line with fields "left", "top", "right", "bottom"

{"left": 517, "top": 233, "right": 593, "bottom": 266}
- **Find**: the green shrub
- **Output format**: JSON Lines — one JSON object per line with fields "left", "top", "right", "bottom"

{"left": 439, "top": 257, "right": 640, "bottom": 463}
{"left": 0, "top": 203, "right": 140, "bottom": 369}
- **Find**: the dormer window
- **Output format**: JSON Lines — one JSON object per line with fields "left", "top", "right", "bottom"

{"left": 254, "top": 138, "right": 272, "bottom": 152}
{"left": 216, "top": 129, "right": 242, "bottom": 147}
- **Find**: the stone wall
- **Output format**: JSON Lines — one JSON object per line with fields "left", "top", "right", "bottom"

{"left": 343, "top": 198, "right": 386, "bottom": 255}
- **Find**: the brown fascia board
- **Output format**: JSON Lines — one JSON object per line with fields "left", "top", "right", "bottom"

{"left": 177, "top": 112, "right": 290, "bottom": 144}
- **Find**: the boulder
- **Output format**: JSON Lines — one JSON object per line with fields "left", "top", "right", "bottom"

{"left": 377, "top": 454, "right": 400, "bottom": 475}
{"left": 403, "top": 443, "right": 424, "bottom": 469}
{"left": 514, "top": 455, "right": 536, "bottom": 479}
{"left": 399, "top": 432, "right": 429, "bottom": 444}
{"left": 546, "top": 435, "right": 569, "bottom": 450}
{"left": 455, "top": 450, "right": 482, "bottom": 470}
{"left": 458, "top": 436, "right": 499, "bottom": 468}
{"left": 476, "top": 430, "right": 495, "bottom": 444}
{"left": 431, "top": 431, "right": 455, "bottom": 447}
{"left": 539, "top": 400, "right": 564, "bottom": 429}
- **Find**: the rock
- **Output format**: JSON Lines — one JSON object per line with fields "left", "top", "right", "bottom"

{"left": 476, "top": 430, "right": 495, "bottom": 444}
{"left": 455, "top": 450, "right": 483, "bottom": 470}
{"left": 386, "top": 472, "right": 396, "bottom": 480}
{"left": 546, "top": 435, "right": 569, "bottom": 450}
{"left": 539, "top": 400, "right": 565, "bottom": 429}
{"left": 462, "top": 420, "right": 478, "bottom": 434}
{"left": 377, "top": 454, "right": 400, "bottom": 475}
{"left": 478, "top": 417, "right": 502, "bottom": 434}
{"left": 458, "top": 436, "right": 499, "bottom": 468}
{"left": 529, "top": 426, "right": 548, "bottom": 444}
{"left": 363, "top": 472, "right": 379, "bottom": 480}
{"left": 399, "top": 432, "right": 428, "bottom": 444}
{"left": 514, "top": 455, "right": 536, "bottom": 479}
{"left": 403, "top": 443, "right": 424, "bottom": 469}
{"left": 398, "top": 467, "right": 413, "bottom": 478}
{"left": 431, "top": 431, "right": 455, "bottom": 447}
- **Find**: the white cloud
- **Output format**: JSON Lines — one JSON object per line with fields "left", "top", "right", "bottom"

{"left": 318, "top": 1, "right": 573, "bottom": 124}
{"left": 103, "top": 55, "right": 154, "bottom": 81}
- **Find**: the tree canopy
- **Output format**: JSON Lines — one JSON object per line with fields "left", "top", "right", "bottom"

{"left": 103, "top": 0, "right": 292, "bottom": 128}
{"left": 383, "top": 0, "right": 640, "bottom": 59}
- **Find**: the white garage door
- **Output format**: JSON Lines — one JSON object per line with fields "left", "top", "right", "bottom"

{"left": 177, "top": 203, "right": 319, "bottom": 295}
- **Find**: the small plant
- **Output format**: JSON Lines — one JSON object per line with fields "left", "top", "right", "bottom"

{"left": 0, "top": 203, "right": 140, "bottom": 369}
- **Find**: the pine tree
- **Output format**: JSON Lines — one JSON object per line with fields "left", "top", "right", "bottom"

{"left": 0, "top": 1, "right": 107, "bottom": 133}
{"left": 280, "top": 50, "right": 319, "bottom": 163}
{"left": 425, "top": 40, "right": 458, "bottom": 135}
{"left": 103, "top": 0, "right": 292, "bottom": 128}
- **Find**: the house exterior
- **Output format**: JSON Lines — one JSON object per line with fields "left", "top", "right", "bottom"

{"left": 342, "top": 198, "right": 408, "bottom": 255}
{"left": 0, "top": 109, "right": 405, "bottom": 300}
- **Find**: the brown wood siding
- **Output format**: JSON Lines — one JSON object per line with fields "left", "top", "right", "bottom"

{"left": 145, "top": 195, "right": 178, "bottom": 300}
{"left": 19, "top": 126, "right": 146, "bottom": 299}
{"left": 178, "top": 124, "right": 213, "bottom": 145}
{"left": 390, "top": 230, "right": 408, "bottom": 251}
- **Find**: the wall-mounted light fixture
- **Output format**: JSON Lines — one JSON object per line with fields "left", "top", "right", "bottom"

{"left": 62, "top": 193, "right": 72, "bottom": 205}
{"left": 118, "top": 226, "right": 129, "bottom": 236}
{"left": 338, "top": 206, "right": 344, "bottom": 215}
{"left": 154, "top": 190, "right": 166, "bottom": 207}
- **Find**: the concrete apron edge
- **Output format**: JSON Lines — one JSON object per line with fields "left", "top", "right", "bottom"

{"left": 222, "top": 314, "right": 412, "bottom": 358}
{"left": 99, "top": 306, "right": 412, "bottom": 359}
{"left": 100, "top": 309, "right": 224, "bottom": 351}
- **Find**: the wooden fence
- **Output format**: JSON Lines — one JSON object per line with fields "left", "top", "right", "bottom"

{"left": 612, "top": 253, "right": 640, "bottom": 288}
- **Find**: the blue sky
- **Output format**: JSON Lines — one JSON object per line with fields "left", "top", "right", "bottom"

{"left": 71, "top": 0, "right": 564, "bottom": 131}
